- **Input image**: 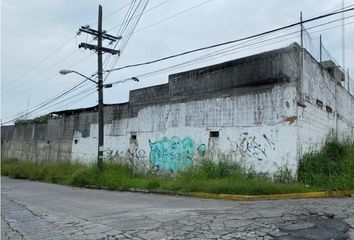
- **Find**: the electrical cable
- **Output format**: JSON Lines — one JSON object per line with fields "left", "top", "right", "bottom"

{"left": 2, "top": 79, "right": 91, "bottom": 124}
{"left": 3, "top": 35, "right": 77, "bottom": 90}
{"left": 124, "top": 0, "right": 213, "bottom": 37}
{"left": 102, "top": 0, "right": 140, "bottom": 69}
{"left": 52, "top": 89, "right": 98, "bottom": 112}
{"left": 102, "top": 0, "right": 210, "bottom": 82}
{"left": 3, "top": 1, "right": 133, "bottom": 94}
{"left": 103, "top": 0, "right": 149, "bottom": 82}
{"left": 4, "top": 6, "right": 353, "bottom": 124}
{"left": 3, "top": 50, "right": 95, "bottom": 100}
{"left": 107, "top": 0, "right": 171, "bottom": 31}
{"left": 36, "top": 86, "right": 98, "bottom": 114}
{"left": 106, "top": 7, "right": 354, "bottom": 73}
{"left": 107, "top": 17, "right": 354, "bottom": 86}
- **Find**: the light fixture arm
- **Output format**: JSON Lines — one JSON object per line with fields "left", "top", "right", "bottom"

{"left": 59, "top": 70, "right": 98, "bottom": 85}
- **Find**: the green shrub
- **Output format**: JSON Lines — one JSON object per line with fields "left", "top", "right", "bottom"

{"left": 15, "top": 115, "right": 50, "bottom": 126}
{"left": 273, "top": 165, "right": 295, "bottom": 184}
{"left": 70, "top": 166, "right": 96, "bottom": 187}
{"left": 2, "top": 141, "right": 353, "bottom": 196}
{"left": 145, "top": 180, "right": 160, "bottom": 189}
{"left": 297, "top": 140, "right": 354, "bottom": 190}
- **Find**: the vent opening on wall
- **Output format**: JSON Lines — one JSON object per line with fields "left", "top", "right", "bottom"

{"left": 326, "top": 106, "right": 333, "bottom": 113}
{"left": 210, "top": 131, "right": 219, "bottom": 138}
{"left": 316, "top": 99, "right": 323, "bottom": 108}
{"left": 130, "top": 134, "right": 137, "bottom": 145}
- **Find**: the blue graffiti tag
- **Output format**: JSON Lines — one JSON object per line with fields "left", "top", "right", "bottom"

{"left": 149, "top": 137, "right": 197, "bottom": 173}
{"left": 197, "top": 144, "right": 207, "bottom": 155}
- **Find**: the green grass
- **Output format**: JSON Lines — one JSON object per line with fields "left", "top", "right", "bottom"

{"left": 1, "top": 159, "right": 313, "bottom": 195}
{"left": 297, "top": 139, "right": 354, "bottom": 190}
{"left": 2, "top": 140, "right": 353, "bottom": 195}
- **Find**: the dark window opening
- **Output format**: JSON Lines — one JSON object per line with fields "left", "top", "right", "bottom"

{"left": 210, "top": 131, "right": 219, "bottom": 138}
{"left": 326, "top": 106, "right": 333, "bottom": 113}
{"left": 74, "top": 139, "right": 78, "bottom": 144}
{"left": 47, "top": 140, "right": 50, "bottom": 144}
{"left": 316, "top": 99, "right": 323, "bottom": 108}
{"left": 131, "top": 134, "right": 137, "bottom": 140}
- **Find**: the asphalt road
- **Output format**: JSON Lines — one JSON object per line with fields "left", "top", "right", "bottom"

{"left": 1, "top": 177, "right": 354, "bottom": 240}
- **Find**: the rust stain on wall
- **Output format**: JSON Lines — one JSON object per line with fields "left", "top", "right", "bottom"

{"left": 283, "top": 115, "right": 298, "bottom": 125}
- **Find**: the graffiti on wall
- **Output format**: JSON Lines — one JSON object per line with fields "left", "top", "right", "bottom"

{"left": 149, "top": 137, "right": 205, "bottom": 173}
{"left": 231, "top": 132, "right": 276, "bottom": 161}
{"left": 197, "top": 144, "right": 207, "bottom": 155}
{"left": 105, "top": 148, "right": 148, "bottom": 171}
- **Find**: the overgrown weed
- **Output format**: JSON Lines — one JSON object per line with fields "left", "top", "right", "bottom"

{"left": 2, "top": 140, "right": 353, "bottom": 194}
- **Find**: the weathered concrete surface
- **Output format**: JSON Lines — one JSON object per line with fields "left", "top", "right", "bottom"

{"left": 2, "top": 43, "right": 354, "bottom": 175}
{"left": 1, "top": 177, "right": 353, "bottom": 240}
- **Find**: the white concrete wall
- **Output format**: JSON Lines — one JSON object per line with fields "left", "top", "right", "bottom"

{"left": 71, "top": 53, "right": 354, "bottom": 175}
{"left": 72, "top": 83, "right": 299, "bottom": 174}
{"left": 71, "top": 52, "right": 354, "bottom": 175}
{"left": 297, "top": 53, "right": 354, "bottom": 157}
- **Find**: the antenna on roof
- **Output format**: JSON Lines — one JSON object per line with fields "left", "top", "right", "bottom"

{"left": 341, "top": 0, "right": 346, "bottom": 88}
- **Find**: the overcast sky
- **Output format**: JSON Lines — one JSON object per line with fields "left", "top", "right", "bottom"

{"left": 1, "top": 0, "right": 353, "bottom": 124}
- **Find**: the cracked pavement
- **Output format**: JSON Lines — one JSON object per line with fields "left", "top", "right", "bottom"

{"left": 1, "top": 177, "right": 354, "bottom": 239}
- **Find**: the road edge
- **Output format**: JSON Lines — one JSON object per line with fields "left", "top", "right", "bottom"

{"left": 116, "top": 186, "right": 354, "bottom": 201}
{"left": 185, "top": 190, "right": 354, "bottom": 201}
{"left": 3, "top": 177, "right": 354, "bottom": 201}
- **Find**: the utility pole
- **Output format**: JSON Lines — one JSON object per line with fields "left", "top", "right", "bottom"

{"left": 298, "top": 11, "right": 304, "bottom": 104}
{"left": 341, "top": 0, "right": 346, "bottom": 86}
{"left": 300, "top": 11, "right": 303, "bottom": 49}
{"left": 78, "top": 5, "right": 120, "bottom": 169}
{"left": 348, "top": 69, "right": 350, "bottom": 93}
{"left": 319, "top": 34, "right": 322, "bottom": 62}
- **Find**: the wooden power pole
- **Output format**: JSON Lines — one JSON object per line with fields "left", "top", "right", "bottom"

{"left": 78, "top": 5, "right": 120, "bottom": 169}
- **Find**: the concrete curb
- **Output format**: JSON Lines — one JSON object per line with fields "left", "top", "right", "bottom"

{"left": 184, "top": 190, "right": 354, "bottom": 201}
{"left": 5, "top": 177, "right": 354, "bottom": 202}
{"left": 83, "top": 184, "right": 354, "bottom": 201}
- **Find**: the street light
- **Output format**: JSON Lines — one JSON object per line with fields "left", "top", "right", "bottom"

{"left": 60, "top": 69, "right": 98, "bottom": 85}
{"left": 59, "top": 69, "right": 139, "bottom": 169}
{"left": 60, "top": 70, "right": 139, "bottom": 87}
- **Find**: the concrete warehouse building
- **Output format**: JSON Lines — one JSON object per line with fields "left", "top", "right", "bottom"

{"left": 2, "top": 43, "right": 354, "bottom": 174}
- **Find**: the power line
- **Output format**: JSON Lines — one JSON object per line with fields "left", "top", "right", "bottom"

{"left": 37, "top": 86, "right": 97, "bottom": 114}
{"left": 108, "top": 16, "right": 354, "bottom": 86}
{"left": 25, "top": 10, "right": 354, "bottom": 117}
{"left": 102, "top": 0, "right": 142, "bottom": 75}
{"left": 125, "top": 0, "right": 213, "bottom": 37}
{"left": 4, "top": 35, "right": 77, "bottom": 90}
{"left": 102, "top": 1, "right": 133, "bottom": 21}
{"left": 2, "top": 79, "right": 91, "bottom": 124}
{"left": 107, "top": 0, "right": 172, "bottom": 31}
{"left": 3, "top": 50, "right": 83, "bottom": 97}
{"left": 118, "top": 0, "right": 139, "bottom": 36}
{"left": 3, "top": 2, "right": 144, "bottom": 124}
{"left": 103, "top": 0, "right": 149, "bottom": 82}
{"left": 307, "top": 1, "right": 354, "bottom": 18}
{"left": 102, "top": 0, "right": 146, "bottom": 79}
{"left": 4, "top": 6, "right": 353, "bottom": 124}
{"left": 130, "top": 13, "right": 354, "bottom": 81}
{"left": 23, "top": 1, "right": 148, "bottom": 117}
{"left": 100, "top": 0, "right": 213, "bottom": 81}
{"left": 51, "top": 89, "right": 98, "bottom": 112}
{"left": 102, "top": 0, "right": 210, "bottom": 78}
{"left": 28, "top": 76, "right": 99, "bottom": 119}
{"left": 106, "top": 7, "right": 354, "bottom": 73}
{"left": 3, "top": 1, "right": 133, "bottom": 92}
{"left": 2, "top": 51, "right": 95, "bottom": 100}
